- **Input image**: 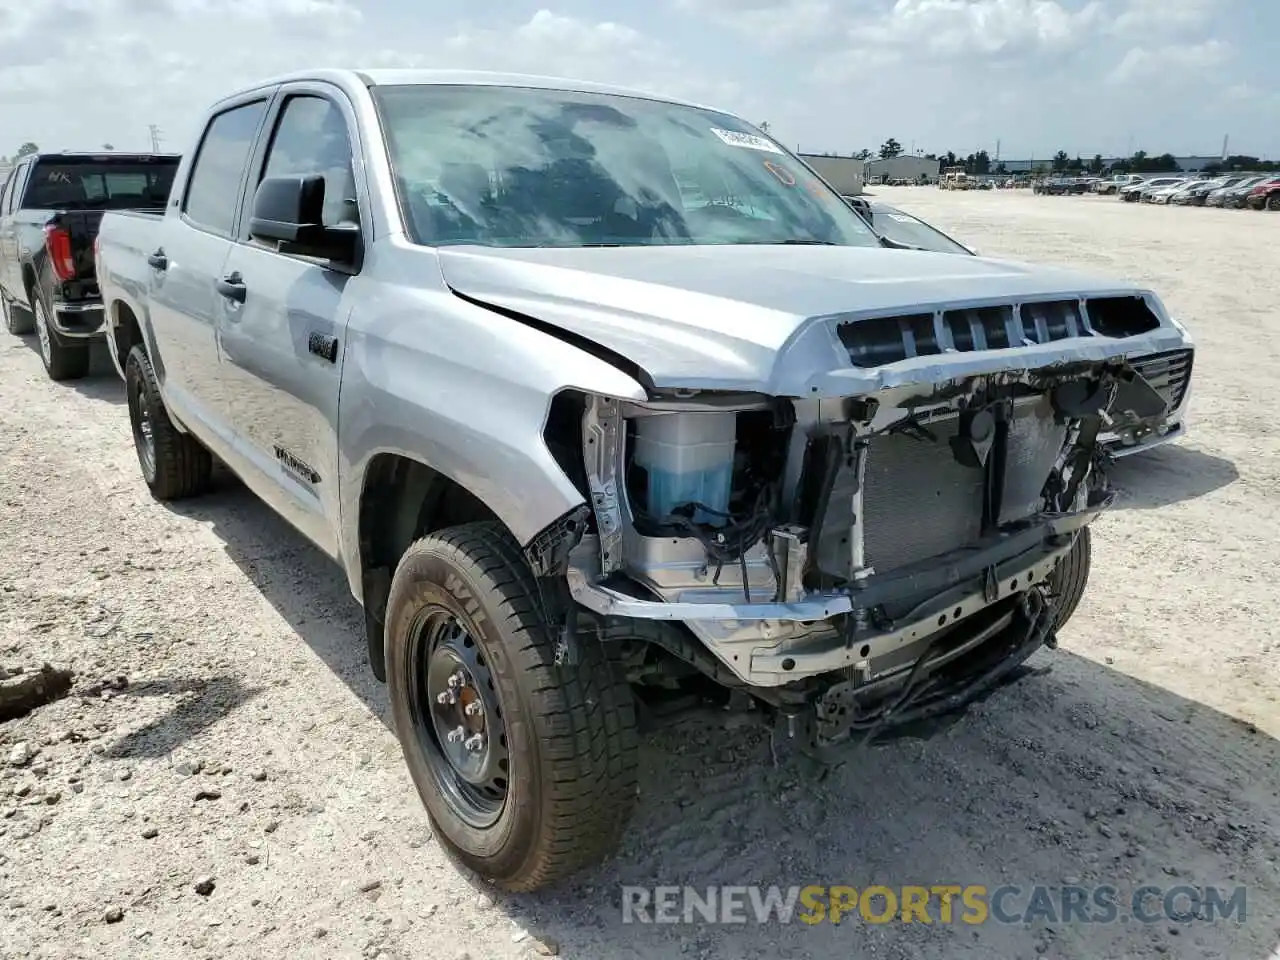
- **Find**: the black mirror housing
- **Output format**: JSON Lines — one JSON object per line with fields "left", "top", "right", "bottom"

{"left": 249, "top": 174, "right": 359, "bottom": 266}
{"left": 250, "top": 175, "right": 326, "bottom": 243}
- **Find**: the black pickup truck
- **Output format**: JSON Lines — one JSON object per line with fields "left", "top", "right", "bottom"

{"left": 0, "top": 152, "right": 180, "bottom": 380}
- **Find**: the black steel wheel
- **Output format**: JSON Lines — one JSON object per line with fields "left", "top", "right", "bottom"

{"left": 413, "top": 610, "right": 510, "bottom": 828}
{"left": 124, "top": 345, "right": 212, "bottom": 500}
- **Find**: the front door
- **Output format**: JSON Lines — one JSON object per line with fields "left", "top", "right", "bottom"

{"left": 213, "top": 87, "right": 364, "bottom": 557}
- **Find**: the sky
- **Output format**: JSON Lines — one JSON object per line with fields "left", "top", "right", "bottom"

{"left": 2, "top": 0, "right": 1277, "bottom": 162}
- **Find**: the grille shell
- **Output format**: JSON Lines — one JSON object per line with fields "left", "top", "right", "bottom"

{"left": 836, "top": 297, "right": 1161, "bottom": 368}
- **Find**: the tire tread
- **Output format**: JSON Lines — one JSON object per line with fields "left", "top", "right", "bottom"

{"left": 1050, "top": 526, "right": 1091, "bottom": 629}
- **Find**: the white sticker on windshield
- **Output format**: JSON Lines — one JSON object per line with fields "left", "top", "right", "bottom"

{"left": 710, "top": 127, "right": 783, "bottom": 154}
{"left": 887, "top": 214, "right": 916, "bottom": 223}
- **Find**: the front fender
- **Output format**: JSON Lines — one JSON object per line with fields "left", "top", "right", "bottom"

{"left": 336, "top": 280, "right": 647, "bottom": 602}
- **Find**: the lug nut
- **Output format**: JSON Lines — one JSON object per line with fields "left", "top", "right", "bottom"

{"left": 436, "top": 690, "right": 457, "bottom": 706}
{"left": 463, "top": 734, "right": 485, "bottom": 753}
{"left": 448, "top": 671, "right": 465, "bottom": 689}
{"left": 464, "top": 701, "right": 482, "bottom": 717}
{"left": 446, "top": 726, "right": 465, "bottom": 744}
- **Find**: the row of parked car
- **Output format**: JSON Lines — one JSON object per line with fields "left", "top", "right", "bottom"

{"left": 1117, "top": 173, "right": 1280, "bottom": 208}
{"left": 1039, "top": 172, "right": 1280, "bottom": 209}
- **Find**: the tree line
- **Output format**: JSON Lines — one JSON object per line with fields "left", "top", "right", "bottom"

{"left": 861, "top": 138, "right": 1279, "bottom": 176}
{"left": 3, "top": 142, "right": 115, "bottom": 164}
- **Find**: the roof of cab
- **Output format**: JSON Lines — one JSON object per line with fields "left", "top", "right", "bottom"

{"left": 213, "top": 68, "right": 715, "bottom": 114}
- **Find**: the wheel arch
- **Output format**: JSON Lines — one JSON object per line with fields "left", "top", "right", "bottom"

{"left": 109, "top": 300, "right": 146, "bottom": 379}
{"left": 354, "top": 451, "right": 515, "bottom": 681}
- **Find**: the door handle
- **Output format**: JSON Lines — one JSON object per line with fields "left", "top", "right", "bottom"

{"left": 147, "top": 249, "right": 168, "bottom": 270}
{"left": 216, "top": 272, "right": 246, "bottom": 304}
{"left": 307, "top": 331, "right": 340, "bottom": 363}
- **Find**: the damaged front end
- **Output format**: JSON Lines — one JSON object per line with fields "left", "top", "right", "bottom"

{"left": 557, "top": 293, "right": 1184, "bottom": 748}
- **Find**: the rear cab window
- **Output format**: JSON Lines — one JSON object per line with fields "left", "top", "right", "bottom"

{"left": 22, "top": 156, "right": 180, "bottom": 210}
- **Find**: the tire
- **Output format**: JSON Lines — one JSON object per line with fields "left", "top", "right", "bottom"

{"left": 1267, "top": 195, "right": 1280, "bottom": 212}
{"left": 32, "top": 298, "right": 89, "bottom": 381}
{"left": 2, "top": 293, "right": 34, "bottom": 336}
{"left": 1048, "top": 526, "right": 1091, "bottom": 630}
{"left": 385, "top": 521, "right": 639, "bottom": 892}
{"left": 124, "top": 344, "right": 212, "bottom": 500}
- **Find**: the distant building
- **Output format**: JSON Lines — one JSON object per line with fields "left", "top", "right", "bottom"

{"left": 865, "top": 155, "right": 941, "bottom": 184}
{"left": 798, "top": 153, "right": 865, "bottom": 195}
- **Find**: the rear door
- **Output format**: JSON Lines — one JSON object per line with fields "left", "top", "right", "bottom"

{"left": 146, "top": 95, "right": 271, "bottom": 434}
{"left": 212, "top": 83, "right": 366, "bottom": 555}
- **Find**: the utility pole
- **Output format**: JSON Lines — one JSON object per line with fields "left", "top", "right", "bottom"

{"left": 148, "top": 124, "right": 163, "bottom": 152}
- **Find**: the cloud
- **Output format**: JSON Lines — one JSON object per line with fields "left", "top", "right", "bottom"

{"left": 1108, "top": 39, "right": 1231, "bottom": 84}
{"left": 852, "top": 0, "right": 1103, "bottom": 59}
{"left": 671, "top": 0, "right": 839, "bottom": 48}
{"left": 1109, "top": 0, "right": 1221, "bottom": 35}
{"left": 440, "top": 11, "right": 662, "bottom": 81}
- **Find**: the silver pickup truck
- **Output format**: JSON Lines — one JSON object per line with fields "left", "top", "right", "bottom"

{"left": 96, "top": 69, "right": 1192, "bottom": 892}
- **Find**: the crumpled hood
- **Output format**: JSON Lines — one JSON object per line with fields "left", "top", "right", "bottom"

{"left": 436, "top": 244, "right": 1177, "bottom": 395}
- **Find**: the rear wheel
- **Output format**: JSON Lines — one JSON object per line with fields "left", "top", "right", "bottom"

{"left": 386, "top": 522, "right": 639, "bottom": 892}
{"left": 124, "top": 344, "right": 212, "bottom": 500}
{"left": 1268, "top": 194, "right": 1280, "bottom": 212}
{"left": 2, "top": 292, "right": 34, "bottom": 336}
{"left": 32, "top": 298, "right": 89, "bottom": 381}
{"left": 1048, "top": 526, "right": 1091, "bottom": 630}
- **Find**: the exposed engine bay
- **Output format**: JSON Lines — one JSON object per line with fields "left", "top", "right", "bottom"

{"left": 556, "top": 295, "right": 1178, "bottom": 748}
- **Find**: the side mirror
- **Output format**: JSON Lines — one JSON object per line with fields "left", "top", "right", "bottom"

{"left": 249, "top": 174, "right": 359, "bottom": 265}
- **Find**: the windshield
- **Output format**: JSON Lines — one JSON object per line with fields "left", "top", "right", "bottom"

{"left": 24, "top": 158, "right": 178, "bottom": 210}
{"left": 863, "top": 206, "right": 971, "bottom": 255}
{"left": 372, "top": 84, "right": 881, "bottom": 249}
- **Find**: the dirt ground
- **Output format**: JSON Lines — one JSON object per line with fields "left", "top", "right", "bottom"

{"left": 2, "top": 190, "right": 1278, "bottom": 960}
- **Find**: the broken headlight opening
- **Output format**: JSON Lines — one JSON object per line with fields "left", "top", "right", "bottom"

{"left": 563, "top": 357, "right": 1168, "bottom": 742}
{"left": 627, "top": 399, "right": 793, "bottom": 604}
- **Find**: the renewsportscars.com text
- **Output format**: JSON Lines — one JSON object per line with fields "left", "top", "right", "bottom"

{"left": 621, "top": 884, "right": 1247, "bottom": 926}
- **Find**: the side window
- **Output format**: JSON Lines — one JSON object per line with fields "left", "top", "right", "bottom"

{"left": 183, "top": 100, "right": 268, "bottom": 236}
{"left": 258, "top": 95, "right": 358, "bottom": 229}
{"left": 0, "top": 171, "right": 13, "bottom": 215}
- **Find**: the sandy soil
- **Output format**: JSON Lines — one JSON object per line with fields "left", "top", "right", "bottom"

{"left": 2, "top": 190, "right": 1278, "bottom": 960}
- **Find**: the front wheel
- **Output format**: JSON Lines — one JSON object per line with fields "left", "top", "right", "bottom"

{"left": 1267, "top": 195, "right": 1280, "bottom": 212}
{"left": 385, "top": 522, "right": 639, "bottom": 892}
{"left": 1048, "top": 526, "right": 1091, "bottom": 630}
{"left": 32, "top": 298, "right": 89, "bottom": 381}
{"left": 124, "top": 345, "right": 212, "bottom": 500}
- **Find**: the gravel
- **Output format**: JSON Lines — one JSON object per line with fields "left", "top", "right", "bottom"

{"left": 0, "top": 189, "right": 1277, "bottom": 958}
